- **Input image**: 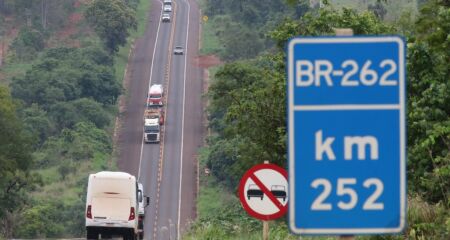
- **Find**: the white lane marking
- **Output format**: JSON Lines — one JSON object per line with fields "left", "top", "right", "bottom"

{"left": 138, "top": 0, "right": 164, "bottom": 181}
{"left": 177, "top": 0, "right": 190, "bottom": 239}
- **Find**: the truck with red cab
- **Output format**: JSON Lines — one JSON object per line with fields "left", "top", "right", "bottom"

{"left": 147, "top": 84, "right": 163, "bottom": 106}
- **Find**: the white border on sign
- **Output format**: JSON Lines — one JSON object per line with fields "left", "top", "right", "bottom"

{"left": 287, "top": 36, "right": 406, "bottom": 234}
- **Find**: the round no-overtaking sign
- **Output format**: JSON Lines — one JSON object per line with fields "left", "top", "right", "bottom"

{"left": 238, "top": 163, "right": 288, "bottom": 221}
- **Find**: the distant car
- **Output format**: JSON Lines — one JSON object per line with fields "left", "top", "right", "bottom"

{"left": 174, "top": 46, "right": 184, "bottom": 55}
{"left": 163, "top": 4, "right": 172, "bottom": 12}
{"left": 162, "top": 13, "right": 170, "bottom": 22}
{"left": 247, "top": 184, "right": 263, "bottom": 200}
{"left": 270, "top": 185, "right": 287, "bottom": 202}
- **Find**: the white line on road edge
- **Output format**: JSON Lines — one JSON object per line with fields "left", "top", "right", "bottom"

{"left": 138, "top": 0, "right": 164, "bottom": 181}
{"left": 177, "top": 0, "right": 190, "bottom": 239}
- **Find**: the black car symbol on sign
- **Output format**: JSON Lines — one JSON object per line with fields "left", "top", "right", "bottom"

{"left": 247, "top": 184, "right": 263, "bottom": 200}
{"left": 270, "top": 185, "right": 287, "bottom": 202}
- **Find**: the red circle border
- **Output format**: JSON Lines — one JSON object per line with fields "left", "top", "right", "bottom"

{"left": 238, "top": 163, "right": 288, "bottom": 221}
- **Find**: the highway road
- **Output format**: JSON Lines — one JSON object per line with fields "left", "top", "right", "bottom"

{"left": 116, "top": 0, "right": 203, "bottom": 239}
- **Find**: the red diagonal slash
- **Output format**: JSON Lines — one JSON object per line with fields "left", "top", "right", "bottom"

{"left": 249, "top": 174, "right": 285, "bottom": 210}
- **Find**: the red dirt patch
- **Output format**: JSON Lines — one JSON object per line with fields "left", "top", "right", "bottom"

{"left": 195, "top": 54, "right": 222, "bottom": 68}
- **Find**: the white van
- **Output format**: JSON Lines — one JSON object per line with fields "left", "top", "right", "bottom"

{"left": 163, "top": 0, "right": 172, "bottom": 5}
{"left": 85, "top": 171, "right": 149, "bottom": 240}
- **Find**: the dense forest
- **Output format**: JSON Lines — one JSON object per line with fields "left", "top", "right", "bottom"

{"left": 187, "top": 0, "right": 449, "bottom": 239}
{"left": 0, "top": 0, "right": 139, "bottom": 238}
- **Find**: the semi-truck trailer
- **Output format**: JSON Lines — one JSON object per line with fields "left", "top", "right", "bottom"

{"left": 144, "top": 108, "right": 165, "bottom": 125}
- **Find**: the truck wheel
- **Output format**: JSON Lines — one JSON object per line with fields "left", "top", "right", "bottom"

{"left": 86, "top": 229, "right": 98, "bottom": 240}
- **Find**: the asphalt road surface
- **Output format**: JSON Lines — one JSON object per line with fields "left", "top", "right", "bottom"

{"left": 117, "top": 0, "right": 203, "bottom": 239}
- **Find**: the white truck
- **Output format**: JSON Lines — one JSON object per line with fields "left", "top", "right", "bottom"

{"left": 85, "top": 171, "right": 149, "bottom": 240}
{"left": 144, "top": 118, "right": 160, "bottom": 143}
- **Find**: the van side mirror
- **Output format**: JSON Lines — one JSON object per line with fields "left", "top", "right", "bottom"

{"left": 145, "top": 196, "right": 150, "bottom": 207}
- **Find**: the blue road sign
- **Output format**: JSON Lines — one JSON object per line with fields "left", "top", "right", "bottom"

{"left": 287, "top": 36, "right": 406, "bottom": 235}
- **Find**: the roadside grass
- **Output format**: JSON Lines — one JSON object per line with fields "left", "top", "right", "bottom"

{"left": 198, "top": 0, "right": 223, "bottom": 55}
{"left": 134, "top": 0, "right": 151, "bottom": 38}
{"left": 196, "top": 148, "right": 230, "bottom": 219}
{"left": 33, "top": 156, "right": 109, "bottom": 204}
{"left": 115, "top": 44, "right": 132, "bottom": 85}
{"left": 200, "top": 18, "right": 222, "bottom": 55}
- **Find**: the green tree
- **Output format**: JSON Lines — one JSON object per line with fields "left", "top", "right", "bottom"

{"left": 85, "top": 0, "right": 137, "bottom": 53}
{"left": 0, "top": 86, "right": 40, "bottom": 239}
{"left": 14, "top": 201, "right": 64, "bottom": 238}
{"left": 21, "top": 104, "right": 55, "bottom": 147}
{"left": 10, "top": 27, "right": 45, "bottom": 60}
{"left": 218, "top": 23, "right": 265, "bottom": 60}
{"left": 271, "top": 7, "right": 394, "bottom": 49}
{"left": 49, "top": 98, "right": 111, "bottom": 130}
{"left": 406, "top": 0, "right": 449, "bottom": 204}
{"left": 11, "top": 47, "right": 120, "bottom": 108}
{"left": 207, "top": 60, "right": 287, "bottom": 187}
{"left": 35, "top": 121, "right": 112, "bottom": 167}
{"left": 204, "top": 0, "right": 296, "bottom": 60}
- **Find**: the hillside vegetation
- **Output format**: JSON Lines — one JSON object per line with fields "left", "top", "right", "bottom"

{"left": 188, "top": 0, "right": 449, "bottom": 239}
{"left": 0, "top": 0, "right": 146, "bottom": 238}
